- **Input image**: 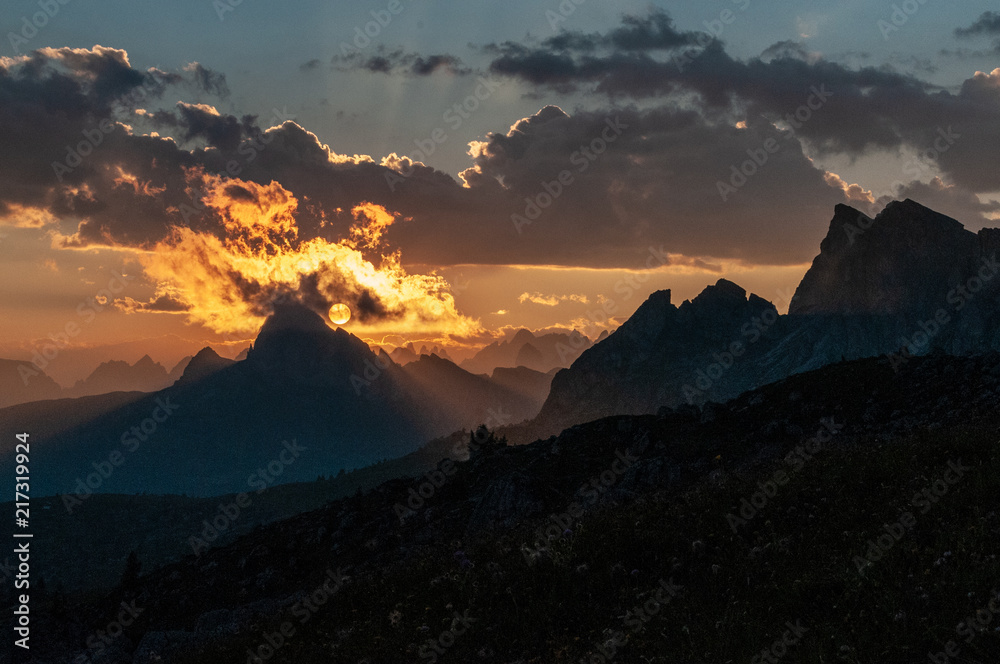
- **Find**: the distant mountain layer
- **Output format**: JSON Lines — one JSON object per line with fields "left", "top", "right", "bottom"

{"left": 0, "top": 304, "right": 555, "bottom": 496}
{"left": 0, "top": 358, "right": 62, "bottom": 408}
{"left": 460, "top": 328, "right": 591, "bottom": 374}
{"left": 66, "top": 354, "right": 172, "bottom": 397}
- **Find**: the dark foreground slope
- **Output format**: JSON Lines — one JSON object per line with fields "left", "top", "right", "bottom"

{"left": 7, "top": 351, "right": 1000, "bottom": 664}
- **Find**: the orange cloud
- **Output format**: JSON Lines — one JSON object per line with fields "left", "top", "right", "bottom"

{"left": 138, "top": 173, "right": 482, "bottom": 339}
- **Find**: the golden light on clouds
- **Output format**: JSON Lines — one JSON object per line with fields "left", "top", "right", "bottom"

{"left": 137, "top": 173, "right": 482, "bottom": 339}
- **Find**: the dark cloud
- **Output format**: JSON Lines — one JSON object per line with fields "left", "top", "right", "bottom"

{"left": 760, "top": 41, "right": 815, "bottom": 62}
{"left": 1, "top": 40, "right": 997, "bottom": 278}
{"left": 183, "top": 62, "right": 230, "bottom": 97}
{"left": 605, "top": 10, "right": 701, "bottom": 51}
{"left": 956, "top": 11, "right": 1000, "bottom": 37}
{"left": 299, "top": 58, "right": 321, "bottom": 72}
{"left": 482, "top": 13, "right": 1000, "bottom": 196}
{"left": 332, "top": 48, "right": 470, "bottom": 76}
{"left": 495, "top": 8, "right": 704, "bottom": 55}
{"left": 175, "top": 103, "right": 254, "bottom": 151}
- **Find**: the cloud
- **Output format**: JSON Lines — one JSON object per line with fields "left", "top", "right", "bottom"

{"left": 332, "top": 48, "right": 471, "bottom": 76}
{"left": 518, "top": 292, "right": 589, "bottom": 306}
{"left": 182, "top": 62, "right": 230, "bottom": 97}
{"left": 760, "top": 41, "right": 822, "bottom": 64}
{"left": 480, "top": 13, "right": 1000, "bottom": 196}
{"left": 3, "top": 34, "right": 999, "bottom": 304}
{"left": 955, "top": 12, "right": 1000, "bottom": 37}
{"left": 137, "top": 173, "right": 482, "bottom": 337}
{"left": 114, "top": 293, "right": 191, "bottom": 313}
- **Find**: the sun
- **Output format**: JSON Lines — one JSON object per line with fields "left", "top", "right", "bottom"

{"left": 329, "top": 303, "right": 351, "bottom": 325}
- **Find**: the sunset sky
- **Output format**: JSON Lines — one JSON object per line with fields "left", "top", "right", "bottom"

{"left": 1, "top": 0, "right": 999, "bottom": 381}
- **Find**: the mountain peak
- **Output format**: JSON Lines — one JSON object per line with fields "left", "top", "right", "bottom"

{"left": 134, "top": 354, "right": 158, "bottom": 369}
{"left": 511, "top": 328, "right": 535, "bottom": 345}
{"left": 179, "top": 347, "right": 234, "bottom": 384}
{"left": 692, "top": 279, "right": 746, "bottom": 304}
{"left": 791, "top": 198, "right": 978, "bottom": 316}
{"left": 257, "top": 301, "right": 332, "bottom": 337}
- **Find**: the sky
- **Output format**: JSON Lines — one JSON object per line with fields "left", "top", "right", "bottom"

{"left": 1, "top": 0, "right": 999, "bottom": 381}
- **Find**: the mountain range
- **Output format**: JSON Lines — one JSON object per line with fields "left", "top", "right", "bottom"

{"left": 0, "top": 303, "right": 554, "bottom": 496}
{"left": 3, "top": 198, "right": 1000, "bottom": 498}
{"left": 530, "top": 199, "right": 1000, "bottom": 437}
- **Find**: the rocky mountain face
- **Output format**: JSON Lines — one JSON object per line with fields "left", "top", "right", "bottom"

{"left": 531, "top": 200, "right": 1000, "bottom": 436}
{"left": 534, "top": 280, "right": 780, "bottom": 434}
{"left": 790, "top": 199, "right": 1000, "bottom": 316}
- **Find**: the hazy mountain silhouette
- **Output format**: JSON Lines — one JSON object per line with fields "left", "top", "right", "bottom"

{"left": 0, "top": 358, "right": 62, "bottom": 407}
{"left": 489, "top": 365, "right": 556, "bottom": 406}
{"left": 167, "top": 355, "right": 193, "bottom": 382}
{"left": 67, "top": 354, "right": 172, "bottom": 397}
{"left": 388, "top": 342, "right": 454, "bottom": 366}
{"left": 460, "top": 328, "right": 591, "bottom": 374}
{"left": 398, "top": 353, "right": 544, "bottom": 428}
{"left": 0, "top": 303, "right": 560, "bottom": 496}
